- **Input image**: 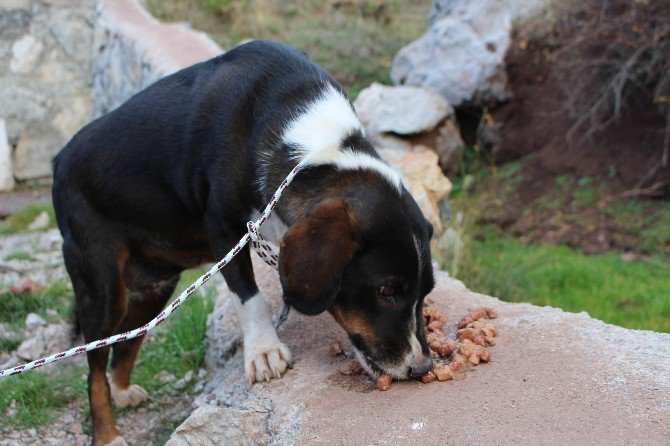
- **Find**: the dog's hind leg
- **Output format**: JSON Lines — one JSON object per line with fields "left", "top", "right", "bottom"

{"left": 62, "top": 237, "right": 130, "bottom": 446}
{"left": 109, "top": 275, "right": 179, "bottom": 408}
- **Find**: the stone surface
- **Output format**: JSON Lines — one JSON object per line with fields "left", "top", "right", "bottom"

{"left": 391, "top": 0, "right": 552, "bottom": 106}
{"left": 0, "top": 119, "right": 15, "bottom": 191}
{"left": 354, "top": 83, "right": 464, "bottom": 175}
{"left": 168, "top": 256, "right": 670, "bottom": 445}
{"left": 354, "top": 82, "right": 452, "bottom": 135}
{"left": 379, "top": 147, "right": 451, "bottom": 235}
{"left": 16, "top": 323, "right": 72, "bottom": 361}
{"left": 1, "top": 0, "right": 96, "bottom": 180}
{"left": 25, "top": 313, "right": 47, "bottom": 330}
{"left": 9, "top": 34, "right": 43, "bottom": 74}
{"left": 27, "top": 210, "right": 50, "bottom": 230}
{"left": 1, "top": 0, "right": 222, "bottom": 183}
{"left": 0, "top": 229, "right": 66, "bottom": 294}
{"left": 92, "top": 0, "right": 222, "bottom": 117}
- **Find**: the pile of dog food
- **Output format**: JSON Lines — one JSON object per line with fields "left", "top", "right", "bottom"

{"left": 335, "top": 305, "right": 498, "bottom": 391}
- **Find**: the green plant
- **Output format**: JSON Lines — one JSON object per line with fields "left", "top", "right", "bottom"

{"left": 0, "top": 282, "right": 72, "bottom": 330}
{"left": 3, "top": 251, "right": 36, "bottom": 262}
{"left": 0, "top": 204, "right": 56, "bottom": 235}
{"left": 454, "top": 228, "right": 670, "bottom": 332}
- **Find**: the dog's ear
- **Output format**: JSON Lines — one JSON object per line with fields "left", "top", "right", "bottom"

{"left": 279, "top": 199, "right": 359, "bottom": 315}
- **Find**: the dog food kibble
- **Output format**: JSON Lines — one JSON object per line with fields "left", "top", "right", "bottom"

{"left": 432, "top": 364, "right": 454, "bottom": 381}
{"left": 337, "top": 306, "right": 498, "bottom": 390}
{"left": 421, "top": 371, "right": 437, "bottom": 384}
{"left": 329, "top": 340, "right": 344, "bottom": 357}
{"left": 427, "top": 320, "right": 445, "bottom": 332}
{"left": 376, "top": 374, "right": 393, "bottom": 391}
{"left": 457, "top": 306, "right": 498, "bottom": 329}
{"left": 422, "top": 305, "right": 497, "bottom": 385}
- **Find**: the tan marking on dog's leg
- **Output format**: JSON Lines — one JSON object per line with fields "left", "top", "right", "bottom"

{"left": 90, "top": 366, "right": 123, "bottom": 446}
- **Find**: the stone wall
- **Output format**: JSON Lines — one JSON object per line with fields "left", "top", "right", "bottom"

{"left": 0, "top": 0, "right": 95, "bottom": 182}
{"left": 92, "top": 0, "right": 222, "bottom": 118}
{"left": 0, "top": 0, "right": 222, "bottom": 188}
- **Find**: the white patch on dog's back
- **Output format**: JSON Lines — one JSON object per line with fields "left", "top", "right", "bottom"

{"left": 283, "top": 83, "right": 402, "bottom": 191}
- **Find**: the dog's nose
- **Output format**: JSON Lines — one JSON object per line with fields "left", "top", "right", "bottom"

{"left": 409, "top": 356, "right": 434, "bottom": 378}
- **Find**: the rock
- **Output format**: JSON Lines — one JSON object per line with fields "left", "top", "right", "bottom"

{"left": 379, "top": 147, "right": 452, "bottom": 234}
{"left": 9, "top": 34, "right": 44, "bottom": 74}
{"left": 165, "top": 404, "right": 270, "bottom": 446}
{"left": 354, "top": 82, "right": 452, "bottom": 135}
{"left": 170, "top": 256, "right": 670, "bottom": 444}
{"left": 25, "top": 313, "right": 47, "bottom": 330}
{"left": 174, "top": 370, "right": 194, "bottom": 390}
{"left": 0, "top": 323, "right": 12, "bottom": 340}
{"left": 391, "top": 0, "right": 552, "bottom": 106}
{"left": 27, "top": 211, "right": 50, "bottom": 230}
{"left": 354, "top": 83, "right": 464, "bottom": 174}
{"left": 16, "top": 336, "right": 45, "bottom": 361}
{"left": 15, "top": 323, "right": 72, "bottom": 361}
{"left": 92, "top": 0, "right": 223, "bottom": 117}
{"left": 0, "top": 119, "right": 15, "bottom": 191}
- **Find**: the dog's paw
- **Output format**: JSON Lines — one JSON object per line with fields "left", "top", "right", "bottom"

{"left": 244, "top": 336, "right": 292, "bottom": 385}
{"left": 104, "top": 436, "right": 129, "bottom": 446}
{"left": 109, "top": 382, "right": 149, "bottom": 409}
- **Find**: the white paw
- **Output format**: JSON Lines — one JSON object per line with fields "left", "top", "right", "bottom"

{"left": 244, "top": 336, "right": 292, "bottom": 385}
{"left": 109, "top": 382, "right": 149, "bottom": 409}
{"left": 105, "top": 436, "right": 129, "bottom": 446}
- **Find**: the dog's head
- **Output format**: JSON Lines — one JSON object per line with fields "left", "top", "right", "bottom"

{"left": 279, "top": 186, "right": 435, "bottom": 379}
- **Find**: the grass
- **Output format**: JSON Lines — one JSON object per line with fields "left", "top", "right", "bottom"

{"left": 0, "top": 364, "right": 88, "bottom": 431}
{"left": 145, "top": 0, "right": 430, "bottom": 97}
{"left": 4, "top": 251, "right": 36, "bottom": 262}
{"left": 0, "top": 282, "right": 72, "bottom": 330}
{"left": 454, "top": 228, "right": 670, "bottom": 332}
{"left": 444, "top": 147, "right": 670, "bottom": 333}
{"left": 0, "top": 203, "right": 56, "bottom": 235}
{"left": 0, "top": 269, "right": 216, "bottom": 431}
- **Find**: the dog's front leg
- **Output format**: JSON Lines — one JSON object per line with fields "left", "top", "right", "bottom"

{"left": 233, "top": 293, "right": 292, "bottom": 384}
{"left": 205, "top": 216, "right": 292, "bottom": 384}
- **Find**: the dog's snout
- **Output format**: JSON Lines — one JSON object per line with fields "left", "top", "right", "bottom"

{"left": 409, "top": 356, "right": 433, "bottom": 378}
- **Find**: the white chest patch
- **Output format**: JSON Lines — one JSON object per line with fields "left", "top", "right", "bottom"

{"left": 283, "top": 83, "right": 403, "bottom": 192}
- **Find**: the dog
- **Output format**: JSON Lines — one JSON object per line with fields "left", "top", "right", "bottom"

{"left": 52, "top": 40, "right": 435, "bottom": 446}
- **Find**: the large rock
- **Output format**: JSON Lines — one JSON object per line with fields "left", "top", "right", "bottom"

{"left": 379, "top": 147, "right": 451, "bottom": 234}
{"left": 167, "top": 256, "right": 670, "bottom": 445}
{"left": 0, "top": 0, "right": 96, "bottom": 180}
{"left": 354, "top": 83, "right": 464, "bottom": 174}
{"left": 391, "top": 0, "right": 551, "bottom": 107}
{"left": 0, "top": 119, "right": 15, "bottom": 191}
{"left": 16, "top": 323, "right": 73, "bottom": 361}
{"left": 92, "top": 0, "right": 222, "bottom": 117}
{"left": 354, "top": 82, "right": 452, "bottom": 135}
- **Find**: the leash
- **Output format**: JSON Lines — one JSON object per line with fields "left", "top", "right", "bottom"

{"left": 0, "top": 163, "right": 304, "bottom": 378}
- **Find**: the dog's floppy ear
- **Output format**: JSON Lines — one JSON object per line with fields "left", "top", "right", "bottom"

{"left": 279, "top": 199, "right": 359, "bottom": 315}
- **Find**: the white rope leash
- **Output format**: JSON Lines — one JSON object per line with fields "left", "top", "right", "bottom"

{"left": 0, "top": 163, "right": 304, "bottom": 378}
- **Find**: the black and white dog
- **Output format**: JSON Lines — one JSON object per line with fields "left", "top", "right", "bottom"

{"left": 52, "top": 40, "right": 435, "bottom": 446}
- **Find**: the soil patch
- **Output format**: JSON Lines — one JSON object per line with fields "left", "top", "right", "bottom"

{"left": 490, "top": 31, "right": 670, "bottom": 192}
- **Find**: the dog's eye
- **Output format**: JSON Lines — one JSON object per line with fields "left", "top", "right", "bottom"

{"left": 377, "top": 285, "right": 397, "bottom": 303}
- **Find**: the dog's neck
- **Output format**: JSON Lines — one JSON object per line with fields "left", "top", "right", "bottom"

{"left": 257, "top": 83, "right": 404, "bottom": 227}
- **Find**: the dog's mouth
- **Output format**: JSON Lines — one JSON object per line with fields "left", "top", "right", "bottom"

{"left": 352, "top": 348, "right": 382, "bottom": 378}
{"left": 352, "top": 347, "right": 413, "bottom": 380}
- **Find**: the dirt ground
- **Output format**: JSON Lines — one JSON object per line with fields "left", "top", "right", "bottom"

{"left": 489, "top": 32, "right": 670, "bottom": 193}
